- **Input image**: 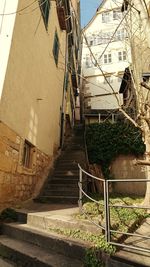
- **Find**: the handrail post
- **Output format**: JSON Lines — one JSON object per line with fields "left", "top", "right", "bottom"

{"left": 106, "top": 180, "right": 111, "bottom": 242}
{"left": 79, "top": 167, "right": 83, "bottom": 214}
{"left": 104, "top": 179, "right": 111, "bottom": 243}
{"left": 104, "top": 180, "right": 108, "bottom": 242}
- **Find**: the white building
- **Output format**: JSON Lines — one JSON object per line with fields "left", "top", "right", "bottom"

{"left": 81, "top": 0, "right": 131, "bottom": 122}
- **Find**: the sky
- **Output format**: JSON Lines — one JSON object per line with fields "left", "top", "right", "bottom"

{"left": 80, "top": 0, "right": 101, "bottom": 28}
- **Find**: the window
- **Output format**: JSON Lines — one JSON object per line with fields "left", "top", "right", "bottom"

{"left": 97, "top": 36, "right": 102, "bottom": 45}
{"left": 92, "top": 54, "right": 97, "bottom": 67}
{"left": 85, "top": 56, "right": 91, "bottom": 68}
{"left": 85, "top": 54, "right": 96, "bottom": 68}
{"left": 53, "top": 31, "right": 59, "bottom": 65}
{"left": 104, "top": 53, "right": 112, "bottom": 64}
{"left": 118, "top": 76, "right": 122, "bottom": 82}
{"left": 113, "top": 10, "right": 122, "bottom": 20}
{"left": 104, "top": 76, "right": 113, "bottom": 84}
{"left": 97, "top": 55, "right": 102, "bottom": 64}
{"left": 22, "top": 140, "right": 34, "bottom": 169}
{"left": 39, "top": 0, "right": 51, "bottom": 30}
{"left": 121, "top": 0, "right": 129, "bottom": 12}
{"left": 102, "top": 12, "right": 110, "bottom": 23}
{"left": 118, "top": 51, "right": 127, "bottom": 61}
{"left": 142, "top": 73, "right": 150, "bottom": 83}
{"left": 115, "top": 29, "right": 126, "bottom": 41}
{"left": 90, "top": 40, "right": 93, "bottom": 46}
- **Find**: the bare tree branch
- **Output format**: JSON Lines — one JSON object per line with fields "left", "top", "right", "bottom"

{"left": 119, "top": 107, "right": 141, "bottom": 129}
{"left": 134, "top": 159, "right": 150, "bottom": 166}
{"left": 140, "top": 82, "right": 150, "bottom": 91}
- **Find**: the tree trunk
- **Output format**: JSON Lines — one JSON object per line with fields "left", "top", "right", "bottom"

{"left": 143, "top": 127, "right": 150, "bottom": 207}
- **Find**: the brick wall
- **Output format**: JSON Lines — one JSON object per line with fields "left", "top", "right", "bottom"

{"left": 0, "top": 121, "right": 55, "bottom": 210}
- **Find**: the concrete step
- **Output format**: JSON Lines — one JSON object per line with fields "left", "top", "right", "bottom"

{"left": 59, "top": 152, "right": 84, "bottom": 161}
{"left": 35, "top": 126, "right": 86, "bottom": 206}
{"left": 47, "top": 179, "right": 78, "bottom": 185}
{"left": 50, "top": 175, "right": 79, "bottom": 181}
{"left": 24, "top": 208, "right": 101, "bottom": 235}
{"left": 0, "top": 235, "right": 83, "bottom": 267}
{"left": 56, "top": 159, "right": 78, "bottom": 164}
{"left": 63, "top": 145, "right": 84, "bottom": 151}
{"left": 54, "top": 164, "right": 78, "bottom": 170}
{"left": 0, "top": 257, "right": 16, "bottom": 267}
{"left": 36, "top": 196, "right": 79, "bottom": 204}
{"left": 43, "top": 190, "right": 78, "bottom": 197}
{"left": 1, "top": 223, "right": 88, "bottom": 261}
{"left": 46, "top": 183, "right": 78, "bottom": 190}
{"left": 53, "top": 170, "right": 79, "bottom": 176}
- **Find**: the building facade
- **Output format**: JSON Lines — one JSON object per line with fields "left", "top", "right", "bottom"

{"left": 0, "top": 0, "right": 80, "bottom": 209}
{"left": 81, "top": 0, "right": 131, "bottom": 123}
{"left": 120, "top": 0, "right": 150, "bottom": 116}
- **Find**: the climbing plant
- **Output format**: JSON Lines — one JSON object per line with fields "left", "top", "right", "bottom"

{"left": 86, "top": 121, "right": 145, "bottom": 179}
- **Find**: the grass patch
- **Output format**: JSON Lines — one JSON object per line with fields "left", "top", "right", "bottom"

{"left": 49, "top": 227, "right": 116, "bottom": 255}
{"left": 77, "top": 194, "right": 149, "bottom": 240}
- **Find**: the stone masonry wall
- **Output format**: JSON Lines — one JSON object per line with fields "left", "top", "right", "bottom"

{"left": 110, "top": 155, "right": 146, "bottom": 196}
{"left": 0, "top": 121, "right": 55, "bottom": 211}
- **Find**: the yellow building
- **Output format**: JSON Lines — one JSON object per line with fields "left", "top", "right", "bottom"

{"left": 0, "top": 0, "right": 80, "bottom": 209}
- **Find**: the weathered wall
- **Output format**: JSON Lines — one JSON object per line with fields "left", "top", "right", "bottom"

{"left": 0, "top": 121, "right": 55, "bottom": 211}
{"left": 0, "top": 0, "right": 66, "bottom": 156}
{"left": 0, "top": 0, "right": 18, "bottom": 99}
{"left": 111, "top": 155, "right": 146, "bottom": 196}
{"left": 0, "top": 0, "right": 66, "bottom": 209}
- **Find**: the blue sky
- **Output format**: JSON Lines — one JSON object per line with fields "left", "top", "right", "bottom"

{"left": 80, "top": 0, "right": 101, "bottom": 28}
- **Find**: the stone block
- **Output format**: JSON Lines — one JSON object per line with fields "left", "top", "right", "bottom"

{"left": 16, "top": 136, "right": 21, "bottom": 144}
{"left": 0, "top": 122, "right": 17, "bottom": 143}
{"left": 0, "top": 153, "right": 13, "bottom": 172}
{"left": 0, "top": 138, "right": 8, "bottom": 154}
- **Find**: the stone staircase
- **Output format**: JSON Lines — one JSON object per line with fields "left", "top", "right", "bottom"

{"left": 0, "top": 125, "right": 89, "bottom": 266}
{"left": 0, "top": 212, "right": 89, "bottom": 267}
{"left": 36, "top": 125, "right": 86, "bottom": 204}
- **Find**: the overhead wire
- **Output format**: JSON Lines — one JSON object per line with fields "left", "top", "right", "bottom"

{"left": 0, "top": 0, "right": 38, "bottom": 16}
{"left": 0, "top": 0, "right": 6, "bottom": 34}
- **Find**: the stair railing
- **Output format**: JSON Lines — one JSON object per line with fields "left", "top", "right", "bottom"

{"left": 78, "top": 164, "right": 150, "bottom": 252}
{"left": 78, "top": 164, "right": 107, "bottom": 234}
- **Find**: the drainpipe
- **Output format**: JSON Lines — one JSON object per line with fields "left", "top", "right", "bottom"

{"left": 60, "top": 31, "right": 68, "bottom": 148}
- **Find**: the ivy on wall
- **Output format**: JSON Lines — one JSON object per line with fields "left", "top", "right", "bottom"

{"left": 86, "top": 121, "right": 146, "bottom": 179}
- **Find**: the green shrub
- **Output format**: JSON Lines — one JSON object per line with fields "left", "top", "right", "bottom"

{"left": 0, "top": 208, "right": 17, "bottom": 222}
{"left": 86, "top": 121, "right": 145, "bottom": 179}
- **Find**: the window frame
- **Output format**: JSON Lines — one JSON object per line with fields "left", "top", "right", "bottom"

{"left": 118, "top": 51, "right": 127, "bottom": 61}
{"left": 113, "top": 10, "right": 122, "bottom": 20}
{"left": 53, "top": 31, "right": 60, "bottom": 66}
{"left": 103, "top": 53, "right": 112, "bottom": 64}
{"left": 103, "top": 76, "right": 113, "bottom": 84}
{"left": 22, "top": 140, "right": 34, "bottom": 169}
{"left": 102, "top": 12, "right": 110, "bottom": 23}
{"left": 39, "top": 0, "right": 50, "bottom": 30}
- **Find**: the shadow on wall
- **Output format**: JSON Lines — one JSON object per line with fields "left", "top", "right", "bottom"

{"left": 110, "top": 155, "right": 146, "bottom": 196}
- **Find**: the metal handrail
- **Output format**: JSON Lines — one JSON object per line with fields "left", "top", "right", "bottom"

{"left": 78, "top": 164, "right": 105, "bottom": 182}
{"left": 110, "top": 229, "right": 150, "bottom": 240}
{"left": 78, "top": 164, "right": 150, "bottom": 253}
{"left": 109, "top": 242, "right": 150, "bottom": 253}
{"left": 78, "top": 182, "right": 104, "bottom": 205}
{"left": 109, "top": 203, "right": 150, "bottom": 209}
{"left": 109, "top": 178, "right": 150, "bottom": 182}
{"left": 80, "top": 206, "right": 105, "bottom": 231}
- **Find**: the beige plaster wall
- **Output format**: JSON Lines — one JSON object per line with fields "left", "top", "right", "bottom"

{"left": 111, "top": 155, "right": 146, "bottom": 196}
{"left": 0, "top": 0, "right": 66, "bottom": 156}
